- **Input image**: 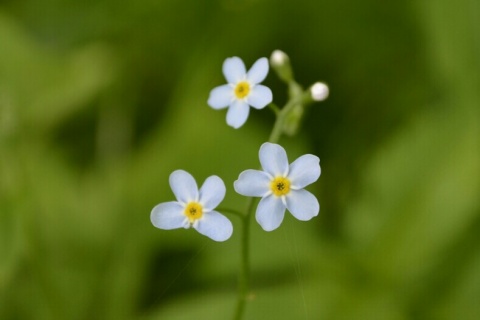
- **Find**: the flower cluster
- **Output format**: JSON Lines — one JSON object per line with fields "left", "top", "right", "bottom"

{"left": 151, "top": 54, "right": 324, "bottom": 241}
{"left": 151, "top": 145, "right": 320, "bottom": 241}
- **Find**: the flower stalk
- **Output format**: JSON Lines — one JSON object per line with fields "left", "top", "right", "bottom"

{"left": 151, "top": 51, "right": 327, "bottom": 320}
{"left": 233, "top": 78, "right": 322, "bottom": 319}
{"left": 233, "top": 197, "right": 255, "bottom": 320}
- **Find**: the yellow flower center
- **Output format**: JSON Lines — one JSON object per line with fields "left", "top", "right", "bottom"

{"left": 234, "top": 81, "right": 250, "bottom": 99}
{"left": 184, "top": 202, "right": 203, "bottom": 222}
{"left": 270, "top": 176, "right": 291, "bottom": 196}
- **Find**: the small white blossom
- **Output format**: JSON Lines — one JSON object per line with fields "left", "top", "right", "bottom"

{"left": 310, "top": 82, "right": 329, "bottom": 101}
{"left": 234, "top": 143, "right": 320, "bottom": 231}
{"left": 151, "top": 170, "right": 233, "bottom": 241}
{"left": 208, "top": 57, "right": 273, "bottom": 129}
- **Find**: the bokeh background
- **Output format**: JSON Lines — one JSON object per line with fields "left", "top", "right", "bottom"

{"left": 1, "top": 0, "right": 479, "bottom": 319}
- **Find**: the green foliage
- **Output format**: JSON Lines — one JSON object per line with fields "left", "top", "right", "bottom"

{"left": 1, "top": 0, "right": 479, "bottom": 319}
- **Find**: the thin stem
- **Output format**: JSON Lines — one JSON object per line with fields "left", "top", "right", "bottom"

{"left": 217, "top": 207, "right": 245, "bottom": 218}
{"left": 268, "top": 114, "right": 284, "bottom": 143}
{"left": 233, "top": 88, "right": 311, "bottom": 320}
{"left": 268, "top": 91, "right": 310, "bottom": 143}
{"left": 233, "top": 197, "right": 255, "bottom": 320}
{"left": 268, "top": 103, "right": 280, "bottom": 115}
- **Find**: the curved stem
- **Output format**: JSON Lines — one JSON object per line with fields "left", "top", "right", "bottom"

{"left": 268, "top": 92, "right": 309, "bottom": 143}
{"left": 217, "top": 207, "right": 245, "bottom": 218}
{"left": 268, "top": 103, "right": 280, "bottom": 115}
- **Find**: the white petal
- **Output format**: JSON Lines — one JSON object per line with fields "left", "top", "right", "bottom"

{"left": 247, "top": 85, "right": 272, "bottom": 109}
{"left": 151, "top": 202, "right": 186, "bottom": 230}
{"left": 199, "top": 176, "right": 226, "bottom": 211}
{"left": 259, "top": 142, "right": 289, "bottom": 177}
{"left": 208, "top": 85, "right": 233, "bottom": 110}
{"left": 195, "top": 211, "right": 233, "bottom": 241}
{"left": 285, "top": 189, "right": 319, "bottom": 221}
{"left": 226, "top": 100, "right": 250, "bottom": 129}
{"left": 256, "top": 195, "right": 286, "bottom": 231}
{"left": 223, "top": 57, "right": 246, "bottom": 84}
{"left": 234, "top": 169, "right": 271, "bottom": 197}
{"left": 169, "top": 170, "right": 198, "bottom": 204}
{"left": 288, "top": 154, "right": 321, "bottom": 189}
{"left": 246, "top": 57, "right": 269, "bottom": 84}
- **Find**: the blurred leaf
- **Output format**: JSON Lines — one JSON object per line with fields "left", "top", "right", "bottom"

{"left": 0, "top": 13, "right": 116, "bottom": 132}
{"left": 342, "top": 0, "right": 479, "bottom": 317}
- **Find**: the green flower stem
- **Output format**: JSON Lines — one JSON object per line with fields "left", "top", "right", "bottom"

{"left": 233, "top": 197, "right": 256, "bottom": 320}
{"left": 233, "top": 88, "right": 312, "bottom": 320}
{"left": 268, "top": 102, "right": 280, "bottom": 115}
{"left": 218, "top": 207, "right": 245, "bottom": 218}
{"left": 269, "top": 90, "right": 312, "bottom": 143}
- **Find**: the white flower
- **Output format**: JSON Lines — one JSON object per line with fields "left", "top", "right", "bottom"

{"left": 234, "top": 143, "right": 320, "bottom": 231}
{"left": 208, "top": 57, "right": 273, "bottom": 129}
{"left": 310, "top": 82, "right": 329, "bottom": 101}
{"left": 151, "top": 170, "right": 233, "bottom": 242}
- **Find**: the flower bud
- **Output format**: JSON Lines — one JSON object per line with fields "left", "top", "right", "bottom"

{"left": 271, "top": 50, "right": 288, "bottom": 66}
{"left": 270, "top": 50, "right": 294, "bottom": 83}
{"left": 310, "top": 82, "right": 329, "bottom": 101}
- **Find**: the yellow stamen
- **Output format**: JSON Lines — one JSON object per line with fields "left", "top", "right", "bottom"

{"left": 270, "top": 177, "right": 291, "bottom": 196}
{"left": 234, "top": 81, "right": 250, "bottom": 99}
{"left": 184, "top": 202, "right": 203, "bottom": 222}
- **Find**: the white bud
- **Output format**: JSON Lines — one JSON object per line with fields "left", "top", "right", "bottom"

{"left": 270, "top": 50, "right": 293, "bottom": 83}
{"left": 310, "top": 82, "right": 329, "bottom": 101}
{"left": 270, "top": 50, "right": 288, "bottom": 66}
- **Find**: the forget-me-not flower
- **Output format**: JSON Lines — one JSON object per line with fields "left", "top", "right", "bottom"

{"left": 234, "top": 143, "right": 320, "bottom": 231}
{"left": 151, "top": 170, "right": 233, "bottom": 241}
{"left": 208, "top": 57, "right": 273, "bottom": 129}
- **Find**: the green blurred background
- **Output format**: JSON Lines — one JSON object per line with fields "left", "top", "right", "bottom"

{"left": 1, "top": 0, "right": 479, "bottom": 319}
